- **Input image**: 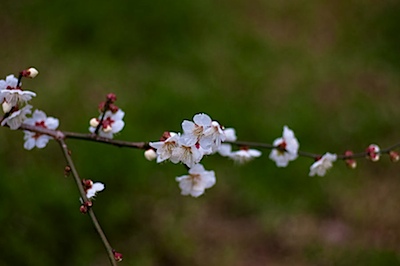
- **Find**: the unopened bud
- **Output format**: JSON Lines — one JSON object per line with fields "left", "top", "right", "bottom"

{"left": 366, "top": 144, "right": 380, "bottom": 162}
{"left": 344, "top": 150, "right": 357, "bottom": 169}
{"left": 2, "top": 102, "right": 13, "bottom": 113}
{"left": 90, "top": 118, "right": 99, "bottom": 128}
{"left": 27, "top": 67, "right": 39, "bottom": 78}
{"left": 103, "top": 125, "right": 112, "bottom": 133}
{"left": 106, "top": 93, "right": 117, "bottom": 103}
{"left": 82, "top": 179, "right": 93, "bottom": 189}
{"left": 144, "top": 149, "right": 157, "bottom": 161}
{"left": 346, "top": 159, "right": 357, "bottom": 169}
{"left": 389, "top": 151, "right": 399, "bottom": 162}
{"left": 112, "top": 250, "right": 123, "bottom": 262}
{"left": 85, "top": 200, "right": 93, "bottom": 207}
{"left": 64, "top": 165, "right": 71, "bottom": 177}
{"left": 80, "top": 205, "right": 88, "bottom": 214}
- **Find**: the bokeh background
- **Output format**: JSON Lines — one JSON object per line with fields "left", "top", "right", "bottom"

{"left": 1, "top": 0, "right": 400, "bottom": 265}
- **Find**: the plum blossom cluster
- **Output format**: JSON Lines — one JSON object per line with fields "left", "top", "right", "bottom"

{"left": 150, "top": 113, "right": 228, "bottom": 197}
{"left": 79, "top": 179, "right": 105, "bottom": 213}
{"left": 0, "top": 70, "right": 61, "bottom": 149}
{"left": 0, "top": 69, "right": 37, "bottom": 130}
{"left": 89, "top": 93, "right": 125, "bottom": 139}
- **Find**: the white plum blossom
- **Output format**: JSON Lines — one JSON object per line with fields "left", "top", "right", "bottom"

{"left": 1, "top": 104, "right": 32, "bottom": 130}
{"left": 0, "top": 74, "right": 36, "bottom": 107}
{"left": 229, "top": 147, "right": 262, "bottom": 164}
{"left": 23, "top": 110, "right": 59, "bottom": 150}
{"left": 86, "top": 182, "right": 105, "bottom": 199}
{"left": 309, "top": 153, "right": 337, "bottom": 177}
{"left": 223, "top": 128, "right": 237, "bottom": 142}
{"left": 0, "top": 74, "right": 19, "bottom": 90}
{"left": 170, "top": 138, "right": 204, "bottom": 168}
{"left": 89, "top": 109, "right": 125, "bottom": 138}
{"left": 175, "top": 163, "right": 216, "bottom": 197}
{"left": 150, "top": 132, "right": 180, "bottom": 163}
{"left": 203, "top": 120, "right": 226, "bottom": 151}
{"left": 181, "top": 113, "right": 212, "bottom": 146}
{"left": 181, "top": 113, "right": 225, "bottom": 151}
{"left": 269, "top": 126, "right": 299, "bottom": 167}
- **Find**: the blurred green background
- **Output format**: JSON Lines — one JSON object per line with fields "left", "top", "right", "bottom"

{"left": 1, "top": 0, "right": 400, "bottom": 265}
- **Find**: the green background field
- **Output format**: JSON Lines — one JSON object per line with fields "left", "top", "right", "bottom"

{"left": 1, "top": 0, "right": 400, "bottom": 265}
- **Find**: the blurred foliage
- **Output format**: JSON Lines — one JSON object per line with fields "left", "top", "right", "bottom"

{"left": 1, "top": 0, "right": 400, "bottom": 265}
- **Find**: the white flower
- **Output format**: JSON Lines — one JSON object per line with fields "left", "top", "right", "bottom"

{"left": 170, "top": 138, "right": 204, "bottom": 168}
{"left": 181, "top": 113, "right": 212, "bottom": 147}
{"left": 176, "top": 164, "right": 216, "bottom": 197}
{"left": 1, "top": 89, "right": 36, "bottom": 107}
{"left": 0, "top": 74, "right": 36, "bottom": 107}
{"left": 89, "top": 109, "right": 125, "bottom": 138}
{"left": 223, "top": 128, "right": 237, "bottom": 142}
{"left": 269, "top": 126, "right": 299, "bottom": 167}
{"left": 309, "top": 153, "right": 337, "bottom": 177}
{"left": 86, "top": 182, "right": 105, "bottom": 199}
{"left": 202, "top": 120, "right": 226, "bottom": 151}
{"left": 0, "top": 75, "right": 19, "bottom": 90}
{"left": 230, "top": 148, "right": 262, "bottom": 164}
{"left": 181, "top": 113, "right": 226, "bottom": 153}
{"left": 150, "top": 132, "right": 180, "bottom": 163}
{"left": 218, "top": 143, "right": 233, "bottom": 157}
{"left": 1, "top": 104, "right": 32, "bottom": 130}
{"left": 23, "top": 110, "right": 59, "bottom": 150}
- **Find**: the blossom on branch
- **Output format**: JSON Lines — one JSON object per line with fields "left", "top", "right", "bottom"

{"left": 1, "top": 104, "right": 32, "bottom": 130}
{"left": 23, "top": 110, "right": 59, "bottom": 150}
{"left": 176, "top": 163, "right": 216, "bottom": 197}
{"left": 149, "top": 132, "right": 180, "bottom": 163}
{"left": 181, "top": 113, "right": 225, "bottom": 151}
{"left": 0, "top": 75, "right": 36, "bottom": 107}
{"left": 230, "top": 147, "right": 262, "bottom": 164}
{"left": 269, "top": 126, "right": 299, "bottom": 167}
{"left": 82, "top": 179, "right": 105, "bottom": 199}
{"left": 89, "top": 109, "right": 125, "bottom": 138}
{"left": 170, "top": 138, "right": 204, "bottom": 168}
{"left": 309, "top": 153, "right": 337, "bottom": 177}
{"left": 366, "top": 144, "right": 380, "bottom": 162}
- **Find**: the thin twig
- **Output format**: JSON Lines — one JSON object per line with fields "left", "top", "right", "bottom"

{"left": 58, "top": 139, "right": 117, "bottom": 266}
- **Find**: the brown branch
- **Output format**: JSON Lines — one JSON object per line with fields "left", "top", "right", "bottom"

{"left": 58, "top": 139, "right": 117, "bottom": 266}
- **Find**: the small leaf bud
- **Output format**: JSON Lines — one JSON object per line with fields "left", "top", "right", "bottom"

{"left": 144, "top": 149, "right": 157, "bottom": 161}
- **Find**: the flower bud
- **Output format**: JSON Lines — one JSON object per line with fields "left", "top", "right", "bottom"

{"left": 112, "top": 250, "right": 123, "bottom": 262}
{"left": 90, "top": 118, "right": 99, "bottom": 128}
{"left": 82, "top": 179, "right": 93, "bottom": 189}
{"left": 389, "top": 151, "right": 399, "bottom": 162}
{"left": 106, "top": 93, "right": 117, "bottom": 103}
{"left": 344, "top": 150, "right": 357, "bottom": 169}
{"left": 103, "top": 124, "right": 112, "bottom": 133}
{"left": 366, "top": 144, "right": 380, "bottom": 162}
{"left": 80, "top": 205, "right": 88, "bottom": 214}
{"left": 27, "top": 67, "right": 39, "bottom": 78}
{"left": 2, "top": 102, "right": 13, "bottom": 113}
{"left": 144, "top": 149, "right": 157, "bottom": 161}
